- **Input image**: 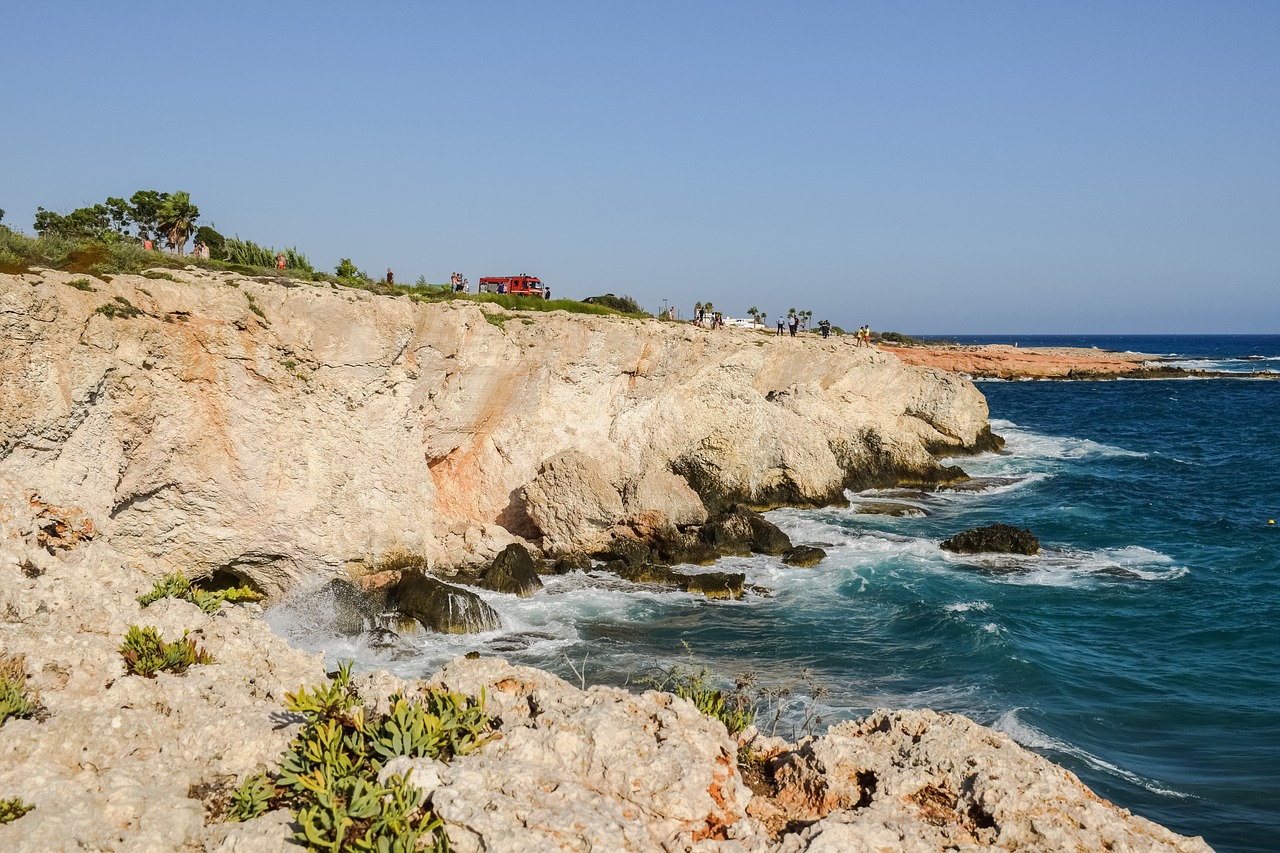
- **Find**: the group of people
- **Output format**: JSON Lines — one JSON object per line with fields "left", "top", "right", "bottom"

{"left": 854, "top": 324, "right": 874, "bottom": 347}
{"left": 694, "top": 307, "right": 723, "bottom": 328}
{"left": 775, "top": 314, "right": 803, "bottom": 337}
{"left": 449, "top": 272, "right": 469, "bottom": 293}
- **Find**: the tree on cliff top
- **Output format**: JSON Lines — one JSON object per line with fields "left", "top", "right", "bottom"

{"left": 157, "top": 191, "right": 199, "bottom": 255}
{"left": 583, "top": 293, "right": 648, "bottom": 316}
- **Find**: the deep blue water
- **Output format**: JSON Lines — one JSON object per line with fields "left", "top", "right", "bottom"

{"left": 273, "top": 335, "right": 1280, "bottom": 853}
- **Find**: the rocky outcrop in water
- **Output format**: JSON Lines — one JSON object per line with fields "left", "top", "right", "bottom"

{"left": 941, "top": 523, "right": 1041, "bottom": 556}
{"left": 0, "top": 267, "right": 992, "bottom": 594}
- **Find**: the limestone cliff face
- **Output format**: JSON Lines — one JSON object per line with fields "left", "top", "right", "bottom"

{"left": 0, "top": 268, "right": 990, "bottom": 592}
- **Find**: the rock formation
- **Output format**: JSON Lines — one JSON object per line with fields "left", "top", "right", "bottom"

{"left": 0, "top": 270, "right": 1214, "bottom": 851}
{"left": 941, "top": 523, "right": 1041, "bottom": 556}
{"left": 0, "top": 267, "right": 992, "bottom": 594}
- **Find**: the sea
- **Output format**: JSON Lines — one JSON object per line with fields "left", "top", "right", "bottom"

{"left": 268, "top": 334, "right": 1280, "bottom": 853}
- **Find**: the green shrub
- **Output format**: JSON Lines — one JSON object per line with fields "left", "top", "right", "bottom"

{"left": 0, "top": 797, "right": 33, "bottom": 824}
{"left": 66, "top": 278, "right": 96, "bottom": 291}
{"left": 138, "top": 571, "right": 264, "bottom": 614}
{"left": 95, "top": 296, "right": 143, "bottom": 319}
{"left": 119, "top": 625, "right": 214, "bottom": 677}
{"left": 225, "top": 662, "right": 492, "bottom": 852}
{"left": 245, "top": 292, "right": 269, "bottom": 323}
{"left": 582, "top": 293, "right": 649, "bottom": 316}
{"left": 227, "top": 773, "right": 274, "bottom": 822}
{"left": 0, "top": 654, "right": 36, "bottom": 727}
{"left": 643, "top": 647, "right": 756, "bottom": 736}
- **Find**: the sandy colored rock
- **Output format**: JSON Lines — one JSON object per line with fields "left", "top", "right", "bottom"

{"left": 883, "top": 343, "right": 1162, "bottom": 379}
{"left": 1, "top": 269, "right": 991, "bottom": 588}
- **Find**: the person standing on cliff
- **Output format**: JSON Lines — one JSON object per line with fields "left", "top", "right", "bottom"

{"left": 776, "top": 315, "right": 784, "bottom": 336}
{"left": 386, "top": 268, "right": 394, "bottom": 285}
{"left": 788, "top": 314, "right": 799, "bottom": 337}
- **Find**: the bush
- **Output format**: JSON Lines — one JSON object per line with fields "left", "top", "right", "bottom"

{"left": 138, "top": 571, "right": 264, "bottom": 614}
{"left": 95, "top": 296, "right": 143, "bottom": 319}
{"left": 645, "top": 660, "right": 755, "bottom": 736}
{"left": 119, "top": 625, "right": 214, "bottom": 677}
{"left": 224, "top": 662, "right": 493, "bottom": 852}
{"left": 0, "top": 797, "right": 33, "bottom": 824}
{"left": 0, "top": 654, "right": 36, "bottom": 727}
{"left": 583, "top": 293, "right": 649, "bottom": 316}
{"left": 66, "top": 278, "right": 96, "bottom": 291}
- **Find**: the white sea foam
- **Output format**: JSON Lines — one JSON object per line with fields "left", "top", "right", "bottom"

{"left": 945, "top": 601, "right": 991, "bottom": 613}
{"left": 994, "top": 710, "right": 1191, "bottom": 799}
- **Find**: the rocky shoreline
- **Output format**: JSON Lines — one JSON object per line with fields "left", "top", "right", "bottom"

{"left": 881, "top": 342, "right": 1193, "bottom": 380}
{"left": 0, "top": 268, "right": 1214, "bottom": 850}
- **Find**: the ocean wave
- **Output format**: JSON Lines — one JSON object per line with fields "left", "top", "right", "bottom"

{"left": 945, "top": 600, "right": 991, "bottom": 613}
{"left": 994, "top": 710, "right": 1192, "bottom": 800}
{"left": 989, "top": 420, "right": 1148, "bottom": 461}
{"left": 937, "top": 544, "right": 1187, "bottom": 587}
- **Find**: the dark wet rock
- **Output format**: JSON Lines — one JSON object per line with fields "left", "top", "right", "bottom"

{"left": 477, "top": 543, "right": 543, "bottom": 597}
{"left": 614, "top": 563, "right": 745, "bottom": 600}
{"left": 941, "top": 524, "right": 1040, "bottom": 556}
{"left": 867, "top": 489, "right": 934, "bottom": 501}
{"left": 550, "top": 552, "right": 592, "bottom": 574}
{"left": 616, "top": 563, "right": 682, "bottom": 585}
{"left": 936, "top": 477, "right": 1021, "bottom": 494}
{"left": 701, "top": 506, "right": 792, "bottom": 556}
{"left": 393, "top": 572, "right": 501, "bottom": 634}
{"left": 853, "top": 501, "right": 928, "bottom": 518}
{"left": 594, "top": 535, "right": 652, "bottom": 567}
{"left": 487, "top": 631, "right": 559, "bottom": 653}
{"left": 782, "top": 546, "right": 827, "bottom": 567}
{"left": 650, "top": 526, "right": 721, "bottom": 566}
{"left": 682, "top": 571, "right": 745, "bottom": 600}
{"left": 317, "top": 578, "right": 388, "bottom": 636}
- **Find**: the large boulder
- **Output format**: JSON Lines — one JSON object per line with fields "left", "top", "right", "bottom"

{"left": 701, "top": 507, "right": 792, "bottom": 556}
{"left": 622, "top": 468, "right": 708, "bottom": 537}
{"left": 476, "top": 543, "right": 543, "bottom": 597}
{"left": 940, "top": 523, "right": 1040, "bottom": 556}
{"left": 522, "top": 451, "right": 625, "bottom": 555}
{"left": 651, "top": 526, "right": 721, "bottom": 566}
{"left": 594, "top": 534, "right": 652, "bottom": 567}
{"left": 393, "top": 573, "right": 501, "bottom": 634}
{"left": 782, "top": 546, "right": 827, "bottom": 567}
{"left": 314, "top": 577, "right": 388, "bottom": 635}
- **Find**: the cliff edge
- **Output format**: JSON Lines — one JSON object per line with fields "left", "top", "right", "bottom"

{"left": 2, "top": 267, "right": 991, "bottom": 593}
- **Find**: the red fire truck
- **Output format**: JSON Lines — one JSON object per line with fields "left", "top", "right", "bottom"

{"left": 476, "top": 274, "right": 550, "bottom": 299}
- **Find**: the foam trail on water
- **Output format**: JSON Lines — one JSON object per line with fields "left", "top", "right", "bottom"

{"left": 994, "top": 711, "right": 1192, "bottom": 800}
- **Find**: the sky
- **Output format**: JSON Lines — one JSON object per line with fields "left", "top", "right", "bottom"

{"left": 3, "top": 1, "right": 1277, "bottom": 333}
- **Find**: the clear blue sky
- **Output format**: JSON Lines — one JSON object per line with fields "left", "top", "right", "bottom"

{"left": 3, "top": 1, "right": 1277, "bottom": 333}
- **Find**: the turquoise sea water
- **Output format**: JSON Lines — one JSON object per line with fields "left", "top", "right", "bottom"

{"left": 271, "top": 335, "right": 1280, "bottom": 853}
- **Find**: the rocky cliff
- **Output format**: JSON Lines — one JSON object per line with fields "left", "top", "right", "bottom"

{"left": 1, "top": 267, "right": 991, "bottom": 594}
{"left": 0, "top": 268, "right": 1213, "bottom": 851}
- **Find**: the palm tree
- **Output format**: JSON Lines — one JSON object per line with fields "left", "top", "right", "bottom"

{"left": 158, "top": 191, "right": 199, "bottom": 255}
{"left": 747, "top": 306, "right": 761, "bottom": 326}
{"left": 802, "top": 310, "right": 813, "bottom": 331}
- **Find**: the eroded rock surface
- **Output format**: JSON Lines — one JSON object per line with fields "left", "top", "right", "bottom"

{"left": 1, "top": 268, "right": 992, "bottom": 589}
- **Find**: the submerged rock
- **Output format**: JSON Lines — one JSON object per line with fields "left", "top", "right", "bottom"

{"left": 853, "top": 500, "right": 928, "bottom": 517}
{"left": 941, "top": 523, "right": 1040, "bottom": 556}
{"left": 476, "top": 543, "right": 543, "bottom": 597}
{"left": 393, "top": 572, "right": 501, "bottom": 634}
